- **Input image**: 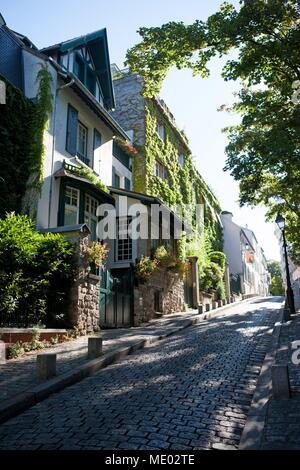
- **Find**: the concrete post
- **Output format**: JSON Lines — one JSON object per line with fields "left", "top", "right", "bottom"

{"left": 212, "top": 301, "right": 218, "bottom": 310}
{"left": 0, "top": 341, "right": 6, "bottom": 364}
{"left": 217, "top": 300, "right": 222, "bottom": 308}
{"left": 283, "top": 307, "right": 291, "bottom": 322}
{"left": 272, "top": 365, "right": 290, "bottom": 399}
{"left": 198, "top": 305, "right": 204, "bottom": 315}
{"left": 188, "top": 256, "right": 200, "bottom": 309}
{"left": 88, "top": 336, "right": 103, "bottom": 359}
{"left": 205, "top": 304, "right": 210, "bottom": 312}
{"left": 37, "top": 354, "right": 56, "bottom": 380}
{"left": 224, "top": 263, "right": 231, "bottom": 299}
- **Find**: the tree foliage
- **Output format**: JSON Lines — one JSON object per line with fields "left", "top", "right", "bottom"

{"left": 267, "top": 260, "right": 285, "bottom": 295}
{"left": 126, "top": 0, "right": 300, "bottom": 261}
{"left": 0, "top": 213, "right": 76, "bottom": 327}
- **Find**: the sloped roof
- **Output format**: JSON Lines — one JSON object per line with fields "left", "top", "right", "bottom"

{"left": 41, "top": 28, "right": 115, "bottom": 110}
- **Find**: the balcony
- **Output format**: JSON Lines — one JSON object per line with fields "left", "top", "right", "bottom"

{"left": 77, "top": 152, "right": 90, "bottom": 167}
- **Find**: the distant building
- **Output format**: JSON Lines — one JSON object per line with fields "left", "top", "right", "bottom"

{"left": 220, "top": 212, "right": 270, "bottom": 296}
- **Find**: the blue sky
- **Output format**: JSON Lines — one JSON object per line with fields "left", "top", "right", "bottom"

{"left": 1, "top": 0, "right": 280, "bottom": 260}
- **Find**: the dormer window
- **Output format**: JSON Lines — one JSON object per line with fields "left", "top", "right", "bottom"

{"left": 74, "top": 54, "right": 85, "bottom": 83}
{"left": 73, "top": 47, "right": 103, "bottom": 103}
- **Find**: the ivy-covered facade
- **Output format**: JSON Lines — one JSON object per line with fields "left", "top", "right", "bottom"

{"left": 111, "top": 68, "right": 226, "bottom": 299}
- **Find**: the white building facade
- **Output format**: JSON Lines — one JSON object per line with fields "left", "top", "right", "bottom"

{"left": 221, "top": 212, "right": 270, "bottom": 296}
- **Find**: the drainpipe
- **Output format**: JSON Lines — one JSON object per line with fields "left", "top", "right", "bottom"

{"left": 47, "top": 72, "right": 75, "bottom": 228}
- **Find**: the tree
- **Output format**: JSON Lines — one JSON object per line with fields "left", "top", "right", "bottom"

{"left": 126, "top": 0, "right": 300, "bottom": 260}
{"left": 267, "top": 260, "right": 284, "bottom": 295}
{"left": 267, "top": 260, "right": 282, "bottom": 278}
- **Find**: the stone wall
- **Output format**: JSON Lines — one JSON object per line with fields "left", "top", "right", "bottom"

{"left": 133, "top": 267, "right": 185, "bottom": 326}
{"left": 63, "top": 226, "right": 100, "bottom": 335}
{"left": 110, "top": 73, "right": 145, "bottom": 146}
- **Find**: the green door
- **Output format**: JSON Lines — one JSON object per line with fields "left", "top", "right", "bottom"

{"left": 99, "top": 267, "right": 133, "bottom": 328}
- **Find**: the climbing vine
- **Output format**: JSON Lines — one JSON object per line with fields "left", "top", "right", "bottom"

{"left": 22, "top": 67, "right": 53, "bottom": 218}
{"left": 67, "top": 164, "right": 110, "bottom": 194}
{"left": 0, "top": 76, "right": 35, "bottom": 218}
{"left": 130, "top": 97, "right": 226, "bottom": 297}
{"left": 0, "top": 68, "right": 53, "bottom": 219}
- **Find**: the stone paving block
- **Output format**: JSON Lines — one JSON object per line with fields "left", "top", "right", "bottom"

{"left": 272, "top": 365, "right": 290, "bottom": 399}
{"left": 0, "top": 299, "right": 281, "bottom": 450}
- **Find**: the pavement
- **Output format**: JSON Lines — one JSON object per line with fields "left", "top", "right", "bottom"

{"left": 0, "top": 298, "right": 252, "bottom": 423}
{"left": 260, "top": 309, "right": 300, "bottom": 449}
{"left": 0, "top": 297, "right": 282, "bottom": 450}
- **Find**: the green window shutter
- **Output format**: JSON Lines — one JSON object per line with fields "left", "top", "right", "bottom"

{"left": 125, "top": 177, "right": 131, "bottom": 191}
{"left": 66, "top": 104, "right": 78, "bottom": 155}
{"left": 112, "top": 166, "right": 116, "bottom": 187}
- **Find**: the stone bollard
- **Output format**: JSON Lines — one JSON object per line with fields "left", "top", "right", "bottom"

{"left": 283, "top": 308, "right": 291, "bottom": 322}
{"left": 217, "top": 300, "right": 222, "bottom": 308}
{"left": 222, "top": 299, "right": 226, "bottom": 306}
{"left": 212, "top": 301, "right": 218, "bottom": 310}
{"left": 198, "top": 304, "right": 204, "bottom": 315}
{"left": 226, "top": 297, "right": 230, "bottom": 305}
{"left": 37, "top": 354, "right": 56, "bottom": 380}
{"left": 0, "top": 341, "right": 6, "bottom": 365}
{"left": 205, "top": 304, "right": 210, "bottom": 312}
{"left": 230, "top": 296, "right": 234, "bottom": 303}
{"left": 88, "top": 336, "right": 103, "bottom": 359}
{"left": 272, "top": 365, "right": 290, "bottom": 399}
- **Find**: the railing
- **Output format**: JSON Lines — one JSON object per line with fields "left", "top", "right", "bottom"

{"left": 77, "top": 153, "right": 90, "bottom": 166}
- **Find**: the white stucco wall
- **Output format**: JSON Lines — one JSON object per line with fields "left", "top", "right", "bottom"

{"left": 220, "top": 213, "right": 243, "bottom": 275}
{"left": 112, "top": 156, "right": 132, "bottom": 189}
{"left": 21, "top": 52, "right": 132, "bottom": 230}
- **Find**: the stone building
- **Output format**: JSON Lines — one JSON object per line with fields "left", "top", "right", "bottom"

{"left": 110, "top": 66, "right": 225, "bottom": 313}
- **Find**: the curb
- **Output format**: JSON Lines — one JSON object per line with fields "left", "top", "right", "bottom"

{"left": 0, "top": 297, "right": 262, "bottom": 425}
{"left": 239, "top": 305, "right": 285, "bottom": 450}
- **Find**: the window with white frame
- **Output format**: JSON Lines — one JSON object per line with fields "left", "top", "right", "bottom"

{"left": 178, "top": 154, "right": 185, "bottom": 167}
{"left": 155, "top": 160, "right": 168, "bottom": 181}
{"left": 64, "top": 187, "right": 79, "bottom": 226}
{"left": 156, "top": 122, "right": 165, "bottom": 141}
{"left": 84, "top": 194, "right": 98, "bottom": 240}
{"left": 117, "top": 217, "right": 133, "bottom": 261}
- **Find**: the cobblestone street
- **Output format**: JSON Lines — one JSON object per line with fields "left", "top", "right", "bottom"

{"left": 0, "top": 298, "right": 281, "bottom": 450}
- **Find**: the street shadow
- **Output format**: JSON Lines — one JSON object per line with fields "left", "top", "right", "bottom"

{"left": 0, "top": 299, "right": 282, "bottom": 451}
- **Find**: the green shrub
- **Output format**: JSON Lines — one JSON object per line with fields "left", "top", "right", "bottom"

{"left": 209, "top": 251, "right": 226, "bottom": 271}
{"left": 8, "top": 341, "right": 25, "bottom": 359}
{"left": 0, "top": 213, "right": 76, "bottom": 327}
{"left": 154, "top": 245, "right": 177, "bottom": 268}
